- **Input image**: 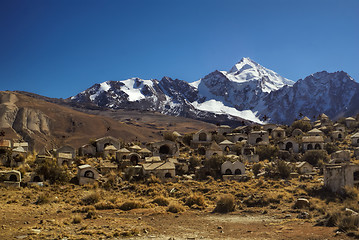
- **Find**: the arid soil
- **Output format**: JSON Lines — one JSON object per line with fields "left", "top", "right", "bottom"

{"left": 0, "top": 178, "right": 355, "bottom": 240}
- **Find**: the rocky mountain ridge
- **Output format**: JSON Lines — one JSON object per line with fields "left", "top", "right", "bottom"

{"left": 70, "top": 58, "right": 359, "bottom": 124}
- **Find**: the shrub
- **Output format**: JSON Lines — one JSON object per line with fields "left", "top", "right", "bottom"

{"left": 81, "top": 191, "right": 101, "bottom": 205}
{"left": 204, "top": 155, "right": 228, "bottom": 176}
{"left": 167, "top": 203, "right": 185, "bottom": 213}
{"left": 94, "top": 201, "right": 116, "bottom": 210}
{"left": 146, "top": 175, "right": 161, "bottom": 184}
{"left": 188, "top": 156, "right": 201, "bottom": 172}
{"left": 276, "top": 160, "right": 292, "bottom": 179}
{"left": 256, "top": 145, "right": 279, "bottom": 161}
{"left": 185, "top": 194, "right": 205, "bottom": 207}
{"left": 325, "top": 143, "right": 340, "bottom": 154}
{"left": 301, "top": 150, "right": 329, "bottom": 166}
{"left": 103, "top": 171, "right": 119, "bottom": 190}
{"left": 252, "top": 163, "right": 262, "bottom": 177}
{"left": 243, "top": 195, "right": 270, "bottom": 207}
{"left": 72, "top": 216, "right": 82, "bottom": 224}
{"left": 35, "top": 158, "right": 70, "bottom": 184}
{"left": 85, "top": 210, "right": 97, "bottom": 219}
{"left": 35, "top": 193, "right": 51, "bottom": 205}
{"left": 119, "top": 201, "right": 142, "bottom": 211}
{"left": 338, "top": 215, "right": 359, "bottom": 232}
{"left": 214, "top": 194, "right": 235, "bottom": 213}
{"left": 76, "top": 206, "right": 96, "bottom": 213}
{"left": 182, "top": 133, "right": 193, "bottom": 146}
{"left": 343, "top": 186, "right": 359, "bottom": 200}
{"left": 152, "top": 196, "right": 169, "bottom": 206}
{"left": 291, "top": 120, "right": 312, "bottom": 132}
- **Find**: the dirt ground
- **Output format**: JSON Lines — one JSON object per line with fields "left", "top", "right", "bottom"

{"left": 0, "top": 189, "right": 351, "bottom": 240}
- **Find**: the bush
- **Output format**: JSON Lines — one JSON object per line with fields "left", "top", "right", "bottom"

{"left": 152, "top": 196, "right": 169, "bottom": 206}
{"left": 276, "top": 160, "right": 292, "bottom": 179}
{"left": 343, "top": 186, "right": 359, "bottom": 200}
{"left": 338, "top": 215, "right": 359, "bottom": 232}
{"left": 35, "top": 193, "right": 51, "bottom": 205}
{"left": 301, "top": 150, "right": 329, "bottom": 166}
{"left": 94, "top": 201, "right": 116, "bottom": 210}
{"left": 185, "top": 194, "right": 205, "bottom": 207}
{"left": 325, "top": 143, "right": 340, "bottom": 154}
{"left": 291, "top": 120, "right": 312, "bottom": 132}
{"left": 252, "top": 163, "right": 262, "bottom": 177}
{"left": 188, "top": 156, "right": 201, "bottom": 172}
{"left": 119, "top": 201, "right": 142, "bottom": 211}
{"left": 35, "top": 158, "right": 70, "bottom": 184}
{"left": 72, "top": 216, "right": 82, "bottom": 224}
{"left": 204, "top": 155, "right": 228, "bottom": 176}
{"left": 103, "top": 171, "right": 119, "bottom": 190}
{"left": 182, "top": 133, "right": 193, "bottom": 146}
{"left": 82, "top": 191, "right": 101, "bottom": 205}
{"left": 214, "top": 194, "right": 235, "bottom": 213}
{"left": 256, "top": 145, "right": 279, "bottom": 161}
{"left": 167, "top": 203, "right": 185, "bottom": 213}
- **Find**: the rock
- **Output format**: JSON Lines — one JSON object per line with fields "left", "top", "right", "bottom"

{"left": 217, "top": 226, "right": 223, "bottom": 229}
{"left": 16, "top": 236, "right": 28, "bottom": 239}
{"left": 138, "top": 217, "right": 142, "bottom": 220}
{"left": 297, "top": 212, "right": 310, "bottom": 219}
{"left": 31, "top": 229, "right": 41, "bottom": 234}
{"left": 345, "top": 208, "right": 358, "bottom": 216}
{"left": 294, "top": 198, "right": 310, "bottom": 209}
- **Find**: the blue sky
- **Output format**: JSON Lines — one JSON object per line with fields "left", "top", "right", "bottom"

{"left": 1, "top": 0, "right": 358, "bottom": 98}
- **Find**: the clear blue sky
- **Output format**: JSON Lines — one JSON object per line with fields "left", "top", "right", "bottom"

{"left": 1, "top": 0, "right": 358, "bottom": 98}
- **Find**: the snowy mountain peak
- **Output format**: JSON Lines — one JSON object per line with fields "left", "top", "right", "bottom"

{"left": 228, "top": 57, "right": 258, "bottom": 73}
{"left": 225, "top": 58, "right": 294, "bottom": 92}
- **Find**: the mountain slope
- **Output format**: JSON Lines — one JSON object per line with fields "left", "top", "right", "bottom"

{"left": 70, "top": 58, "right": 294, "bottom": 124}
{"left": 194, "top": 57, "right": 294, "bottom": 111}
{"left": 69, "top": 58, "right": 359, "bottom": 125}
{"left": 260, "top": 71, "right": 359, "bottom": 123}
{"left": 0, "top": 91, "right": 215, "bottom": 151}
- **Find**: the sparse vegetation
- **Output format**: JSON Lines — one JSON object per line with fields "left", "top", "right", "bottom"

{"left": 167, "top": 202, "right": 185, "bottom": 213}
{"left": 82, "top": 191, "right": 101, "bottom": 205}
{"left": 256, "top": 145, "right": 279, "bottom": 161}
{"left": 119, "top": 200, "right": 142, "bottom": 211}
{"left": 291, "top": 120, "right": 312, "bottom": 132}
{"left": 185, "top": 193, "right": 206, "bottom": 208}
{"left": 35, "top": 158, "right": 70, "bottom": 184}
{"left": 301, "top": 150, "right": 329, "bottom": 166}
{"left": 252, "top": 163, "right": 262, "bottom": 177}
{"left": 214, "top": 194, "right": 235, "bottom": 213}
{"left": 152, "top": 196, "right": 169, "bottom": 206}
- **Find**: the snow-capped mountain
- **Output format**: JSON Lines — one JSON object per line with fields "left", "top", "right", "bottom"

{"left": 193, "top": 57, "right": 294, "bottom": 111}
{"left": 260, "top": 71, "right": 359, "bottom": 123}
{"left": 70, "top": 58, "right": 359, "bottom": 125}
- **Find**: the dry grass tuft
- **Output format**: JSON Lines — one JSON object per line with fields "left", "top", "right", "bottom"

{"left": 72, "top": 215, "right": 82, "bottom": 224}
{"left": 35, "top": 193, "right": 51, "bottom": 205}
{"left": 167, "top": 202, "right": 185, "bottom": 213}
{"left": 152, "top": 196, "right": 169, "bottom": 206}
{"left": 185, "top": 193, "right": 206, "bottom": 208}
{"left": 214, "top": 194, "right": 235, "bottom": 213}
{"left": 81, "top": 191, "right": 101, "bottom": 205}
{"left": 119, "top": 200, "right": 143, "bottom": 211}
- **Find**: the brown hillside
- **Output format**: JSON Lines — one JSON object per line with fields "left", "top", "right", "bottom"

{"left": 0, "top": 91, "right": 215, "bottom": 151}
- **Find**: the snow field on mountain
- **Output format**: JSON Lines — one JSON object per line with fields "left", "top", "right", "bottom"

{"left": 192, "top": 99, "right": 262, "bottom": 123}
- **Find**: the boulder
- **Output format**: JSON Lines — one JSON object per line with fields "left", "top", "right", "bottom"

{"left": 293, "top": 198, "right": 310, "bottom": 209}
